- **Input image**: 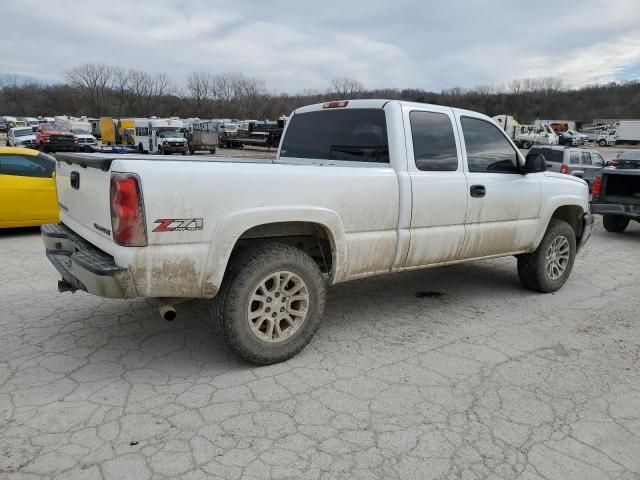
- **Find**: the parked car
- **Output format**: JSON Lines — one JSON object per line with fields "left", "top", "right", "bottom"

{"left": 35, "top": 124, "right": 77, "bottom": 153}
{"left": 566, "top": 130, "right": 589, "bottom": 143}
{"left": 42, "top": 99, "right": 592, "bottom": 364}
{"left": 591, "top": 167, "right": 640, "bottom": 233}
{"left": 0, "top": 147, "right": 58, "bottom": 228}
{"left": 528, "top": 145, "right": 605, "bottom": 189}
{"left": 6, "top": 127, "right": 37, "bottom": 148}
{"left": 558, "top": 131, "right": 581, "bottom": 146}
{"left": 608, "top": 150, "right": 640, "bottom": 169}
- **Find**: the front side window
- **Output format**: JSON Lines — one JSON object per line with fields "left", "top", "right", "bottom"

{"left": 0, "top": 154, "right": 53, "bottom": 178}
{"left": 410, "top": 111, "right": 458, "bottom": 171}
{"left": 592, "top": 153, "right": 605, "bottom": 167}
{"left": 461, "top": 117, "right": 519, "bottom": 173}
{"left": 281, "top": 109, "right": 389, "bottom": 163}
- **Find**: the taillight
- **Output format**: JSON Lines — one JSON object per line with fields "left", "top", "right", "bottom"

{"left": 592, "top": 176, "right": 602, "bottom": 198}
{"left": 110, "top": 173, "right": 147, "bottom": 246}
{"left": 560, "top": 164, "right": 569, "bottom": 174}
{"left": 323, "top": 100, "right": 349, "bottom": 109}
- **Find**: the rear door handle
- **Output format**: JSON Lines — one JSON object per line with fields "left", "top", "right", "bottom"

{"left": 470, "top": 185, "right": 486, "bottom": 198}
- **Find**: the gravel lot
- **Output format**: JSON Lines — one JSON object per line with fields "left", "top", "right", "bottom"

{"left": 1, "top": 215, "right": 639, "bottom": 479}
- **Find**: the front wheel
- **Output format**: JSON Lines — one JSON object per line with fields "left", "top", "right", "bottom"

{"left": 598, "top": 139, "right": 607, "bottom": 147}
{"left": 211, "top": 243, "right": 326, "bottom": 365}
{"left": 517, "top": 219, "right": 577, "bottom": 293}
{"left": 521, "top": 140, "right": 532, "bottom": 149}
{"left": 603, "top": 215, "right": 629, "bottom": 233}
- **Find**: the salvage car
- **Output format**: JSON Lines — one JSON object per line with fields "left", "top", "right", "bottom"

{"left": 529, "top": 145, "right": 605, "bottom": 190}
{"left": 42, "top": 100, "right": 592, "bottom": 364}
{"left": 6, "top": 126, "right": 37, "bottom": 148}
{"left": 591, "top": 152, "right": 640, "bottom": 232}
{"left": 0, "top": 147, "right": 58, "bottom": 228}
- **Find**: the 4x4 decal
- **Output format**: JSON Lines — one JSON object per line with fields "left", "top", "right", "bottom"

{"left": 153, "top": 218, "right": 203, "bottom": 232}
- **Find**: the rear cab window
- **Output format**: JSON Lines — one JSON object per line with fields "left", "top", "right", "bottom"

{"left": 570, "top": 151, "right": 580, "bottom": 164}
{"left": 280, "top": 109, "right": 389, "bottom": 163}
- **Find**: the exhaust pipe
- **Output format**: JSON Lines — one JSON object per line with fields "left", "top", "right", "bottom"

{"left": 159, "top": 304, "right": 177, "bottom": 321}
{"left": 58, "top": 279, "right": 77, "bottom": 293}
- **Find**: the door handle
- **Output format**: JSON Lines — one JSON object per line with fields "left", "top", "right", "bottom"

{"left": 470, "top": 185, "right": 486, "bottom": 198}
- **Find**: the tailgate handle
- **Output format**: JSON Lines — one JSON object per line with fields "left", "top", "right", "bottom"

{"left": 70, "top": 171, "right": 80, "bottom": 190}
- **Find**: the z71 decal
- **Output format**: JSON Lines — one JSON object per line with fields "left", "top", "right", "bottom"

{"left": 153, "top": 218, "right": 204, "bottom": 232}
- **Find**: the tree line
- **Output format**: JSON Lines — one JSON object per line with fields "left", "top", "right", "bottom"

{"left": 1, "top": 63, "right": 639, "bottom": 123}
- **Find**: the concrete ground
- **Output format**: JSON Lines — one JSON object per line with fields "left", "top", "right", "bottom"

{"left": 1, "top": 217, "right": 639, "bottom": 479}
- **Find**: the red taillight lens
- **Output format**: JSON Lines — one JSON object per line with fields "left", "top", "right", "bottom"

{"left": 560, "top": 164, "right": 569, "bottom": 174}
{"left": 323, "top": 100, "right": 349, "bottom": 109}
{"left": 591, "top": 176, "right": 602, "bottom": 198}
{"left": 110, "top": 174, "right": 147, "bottom": 246}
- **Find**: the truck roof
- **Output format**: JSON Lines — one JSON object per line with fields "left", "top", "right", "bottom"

{"left": 292, "top": 99, "right": 493, "bottom": 123}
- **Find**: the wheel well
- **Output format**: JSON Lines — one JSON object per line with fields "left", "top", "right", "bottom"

{"left": 234, "top": 222, "right": 334, "bottom": 275}
{"left": 550, "top": 205, "right": 583, "bottom": 240}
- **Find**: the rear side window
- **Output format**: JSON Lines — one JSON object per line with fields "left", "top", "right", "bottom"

{"left": 280, "top": 109, "right": 389, "bottom": 163}
{"left": 530, "top": 147, "right": 552, "bottom": 162}
{"left": 581, "top": 151, "right": 592, "bottom": 165}
{"left": 461, "top": 117, "right": 519, "bottom": 173}
{"left": 0, "top": 154, "right": 53, "bottom": 178}
{"left": 570, "top": 151, "right": 580, "bottom": 164}
{"left": 410, "top": 111, "right": 458, "bottom": 171}
{"left": 549, "top": 150, "right": 564, "bottom": 163}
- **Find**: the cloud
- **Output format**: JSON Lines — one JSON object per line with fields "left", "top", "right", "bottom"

{"left": 1, "top": 0, "right": 639, "bottom": 92}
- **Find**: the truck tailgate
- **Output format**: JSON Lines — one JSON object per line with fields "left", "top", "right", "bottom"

{"left": 55, "top": 155, "right": 114, "bottom": 253}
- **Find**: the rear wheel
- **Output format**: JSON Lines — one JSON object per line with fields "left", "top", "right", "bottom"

{"left": 211, "top": 243, "right": 326, "bottom": 365}
{"left": 522, "top": 140, "right": 532, "bottom": 149}
{"left": 603, "top": 215, "right": 629, "bottom": 233}
{"left": 517, "top": 219, "right": 576, "bottom": 293}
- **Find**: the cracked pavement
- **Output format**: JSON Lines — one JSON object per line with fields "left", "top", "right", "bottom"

{"left": 1, "top": 218, "right": 639, "bottom": 479}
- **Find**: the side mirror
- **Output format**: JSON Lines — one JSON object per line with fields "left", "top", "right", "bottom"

{"left": 523, "top": 153, "right": 547, "bottom": 174}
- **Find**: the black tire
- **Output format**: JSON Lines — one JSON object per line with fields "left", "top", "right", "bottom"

{"left": 138, "top": 143, "right": 144, "bottom": 153}
{"left": 211, "top": 243, "right": 326, "bottom": 365}
{"left": 5, "top": 141, "right": 9, "bottom": 146}
{"left": 209, "top": 148, "right": 216, "bottom": 154}
{"left": 603, "top": 215, "right": 629, "bottom": 233}
{"left": 517, "top": 219, "right": 577, "bottom": 293}
{"left": 522, "top": 140, "right": 532, "bottom": 149}
{"left": 157, "top": 146, "right": 163, "bottom": 155}
{"left": 598, "top": 139, "right": 607, "bottom": 147}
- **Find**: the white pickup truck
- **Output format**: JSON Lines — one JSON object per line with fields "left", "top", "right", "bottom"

{"left": 43, "top": 99, "right": 593, "bottom": 364}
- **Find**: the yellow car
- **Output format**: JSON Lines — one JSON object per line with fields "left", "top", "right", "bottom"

{"left": 0, "top": 147, "right": 59, "bottom": 228}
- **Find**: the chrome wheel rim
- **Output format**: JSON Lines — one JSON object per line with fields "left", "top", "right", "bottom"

{"left": 247, "top": 271, "right": 309, "bottom": 343}
{"left": 545, "top": 236, "right": 570, "bottom": 280}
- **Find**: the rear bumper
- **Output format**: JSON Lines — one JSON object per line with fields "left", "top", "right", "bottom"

{"left": 161, "top": 145, "right": 188, "bottom": 153}
{"left": 578, "top": 212, "right": 594, "bottom": 251}
{"left": 591, "top": 202, "right": 640, "bottom": 220}
{"left": 42, "top": 223, "right": 135, "bottom": 298}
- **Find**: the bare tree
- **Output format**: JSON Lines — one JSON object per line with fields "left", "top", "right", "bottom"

{"left": 330, "top": 77, "right": 365, "bottom": 99}
{"left": 186, "top": 71, "right": 213, "bottom": 112}
{"left": 64, "top": 63, "right": 115, "bottom": 116}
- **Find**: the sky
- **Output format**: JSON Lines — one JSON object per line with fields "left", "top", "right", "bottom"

{"left": 2, "top": 0, "right": 640, "bottom": 93}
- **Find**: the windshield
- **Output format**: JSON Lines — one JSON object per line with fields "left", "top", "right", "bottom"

{"left": 14, "top": 128, "right": 34, "bottom": 137}
{"left": 618, "top": 151, "right": 640, "bottom": 161}
{"left": 158, "top": 129, "right": 182, "bottom": 138}
{"left": 73, "top": 129, "right": 91, "bottom": 135}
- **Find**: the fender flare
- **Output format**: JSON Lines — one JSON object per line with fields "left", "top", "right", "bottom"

{"left": 534, "top": 195, "right": 586, "bottom": 248}
{"left": 202, "top": 206, "right": 348, "bottom": 293}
